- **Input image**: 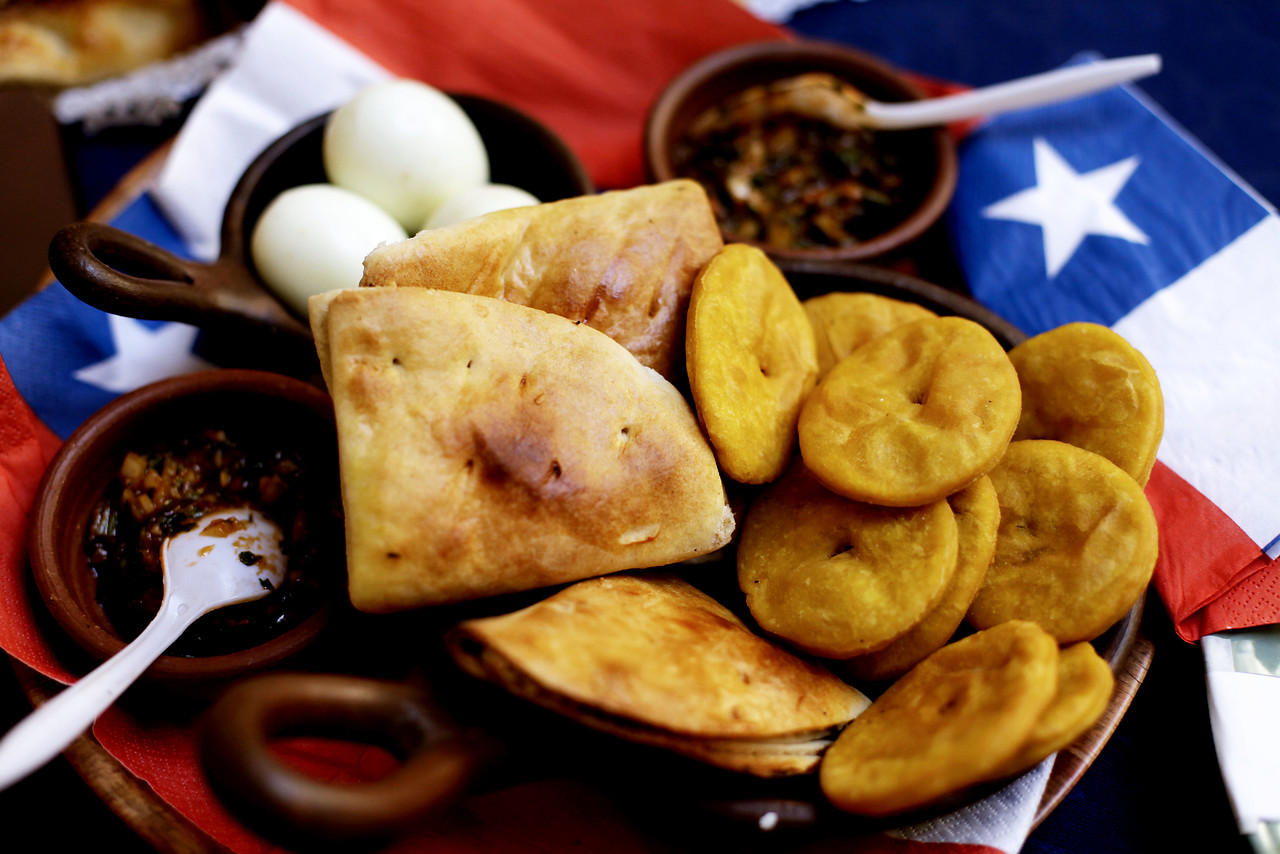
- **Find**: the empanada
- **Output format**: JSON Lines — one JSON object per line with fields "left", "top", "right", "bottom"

{"left": 447, "top": 571, "right": 871, "bottom": 777}
{"left": 313, "top": 287, "right": 734, "bottom": 612}
{"left": 357, "top": 179, "right": 723, "bottom": 380}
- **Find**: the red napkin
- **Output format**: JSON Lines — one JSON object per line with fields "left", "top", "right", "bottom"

{"left": 0, "top": 360, "right": 66, "bottom": 682}
{"left": 1146, "top": 463, "right": 1280, "bottom": 640}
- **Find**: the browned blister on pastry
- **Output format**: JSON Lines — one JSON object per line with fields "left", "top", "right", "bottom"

{"left": 358, "top": 179, "right": 723, "bottom": 380}
{"left": 737, "top": 462, "right": 958, "bottom": 660}
{"left": 313, "top": 287, "right": 734, "bottom": 612}
{"left": 1009, "top": 322, "right": 1164, "bottom": 486}
{"left": 820, "top": 620, "right": 1060, "bottom": 817}
{"left": 802, "top": 291, "right": 937, "bottom": 381}
{"left": 447, "top": 571, "right": 871, "bottom": 777}
{"left": 842, "top": 475, "right": 999, "bottom": 681}
{"left": 798, "top": 316, "right": 1021, "bottom": 507}
{"left": 686, "top": 244, "right": 818, "bottom": 484}
{"left": 967, "top": 439, "right": 1158, "bottom": 644}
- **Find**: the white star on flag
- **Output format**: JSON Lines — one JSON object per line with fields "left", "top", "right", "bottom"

{"left": 983, "top": 137, "right": 1149, "bottom": 277}
{"left": 73, "top": 315, "right": 214, "bottom": 393}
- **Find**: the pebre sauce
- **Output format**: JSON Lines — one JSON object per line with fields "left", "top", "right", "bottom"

{"left": 672, "top": 73, "right": 912, "bottom": 251}
{"left": 84, "top": 428, "right": 342, "bottom": 656}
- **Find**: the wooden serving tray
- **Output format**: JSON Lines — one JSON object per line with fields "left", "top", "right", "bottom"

{"left": 10, "top": 631, "right": 1154, "bottom": 852}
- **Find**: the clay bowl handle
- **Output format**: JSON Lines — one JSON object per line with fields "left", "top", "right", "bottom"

{"left": 49, "top": 221, "right": 310, "bottom": 335}
{"left": 199, "top": 672, "right": 498, "bottom": 849}
{"left": 48, "top": 222, "right": 317, "bottom": 372}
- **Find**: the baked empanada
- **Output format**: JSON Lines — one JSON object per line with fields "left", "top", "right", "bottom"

{"left": 313, "top": 287, "right": 734, "bottom": 612}
{"left": 357, "top": 179, "right": 723, "bottom": 380}
{"left": 447, "top": 571, "right": 871, "bottom": 777}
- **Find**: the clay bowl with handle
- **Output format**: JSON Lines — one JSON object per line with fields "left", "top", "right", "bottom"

{"left": 47, "top": 93, "right": 596, "bottom": 377}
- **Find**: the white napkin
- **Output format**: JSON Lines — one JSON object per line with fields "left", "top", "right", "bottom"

{"left": 52, "top": 31, "right": 244, "bottom": 133}
{"left": 151, "top": 3, "right": 390, "bottom": 262}
{"left": 1203, "top": 630, "right": 1280, "bottom": 835}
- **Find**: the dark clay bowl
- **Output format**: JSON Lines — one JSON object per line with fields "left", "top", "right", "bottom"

{"left": 645, "top": 40, "right": 957, "bottom": 264}
{"left": 27, "top": 369, "right": 344, "bottom": 690}
{"left": 48, "top": 93, "right": 595, "bottom": 377}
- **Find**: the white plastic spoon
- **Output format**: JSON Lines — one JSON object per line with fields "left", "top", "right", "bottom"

{"left": 859, "top": 53, "right": 1162, "bottom": 130}
{"left": 0, "top": 506, "right": 286, "bottom": 791}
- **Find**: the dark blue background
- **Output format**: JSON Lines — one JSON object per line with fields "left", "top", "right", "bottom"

{"left": 788, "top": 0, "right": 1280, "bottom": 209}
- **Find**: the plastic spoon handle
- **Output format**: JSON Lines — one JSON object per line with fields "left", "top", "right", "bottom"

{"left": 0, "top": 506, "right": 284, "bottom": 792}
{"left": 861, "top": 54, "right": 1162, "bottom": 130}
{"left": 0, "top": 595, "right": 203, "bottom": 791}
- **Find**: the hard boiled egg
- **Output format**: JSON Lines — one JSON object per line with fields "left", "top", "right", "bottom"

{"left": 421, "top": 183, "right": 540, "bottom": 230}
{"left": 324, "top": 79, "right": 489, "bottom": 231}
{"left": 250, "top": 183, "right": 407, "bottom": 316}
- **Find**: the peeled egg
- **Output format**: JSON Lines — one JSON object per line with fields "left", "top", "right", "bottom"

{"left": 251, "top": 183, "right": 407, "bottom": 316}
{"left": 421, "top": 183, "right": 541, "bottom": 230}
{"left": 324, "top": 79, "right": 489, "bottom": 231}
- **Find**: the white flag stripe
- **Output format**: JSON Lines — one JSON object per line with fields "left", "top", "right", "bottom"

{"left": 1112, "top": 213, "right": 1280, "bottom": 552}
{"left": 71, "top": 316, "right": 214, "bottom": 393}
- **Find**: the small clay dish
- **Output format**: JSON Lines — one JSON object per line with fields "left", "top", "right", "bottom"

{"left": 27, "top": 369, "right": 344, "bottom": 690}
{"left": 48, "top": 93, "right": 595, "bottom": 377}
{"left": 645, "top": 39, "right": 957, "bottom": 264}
